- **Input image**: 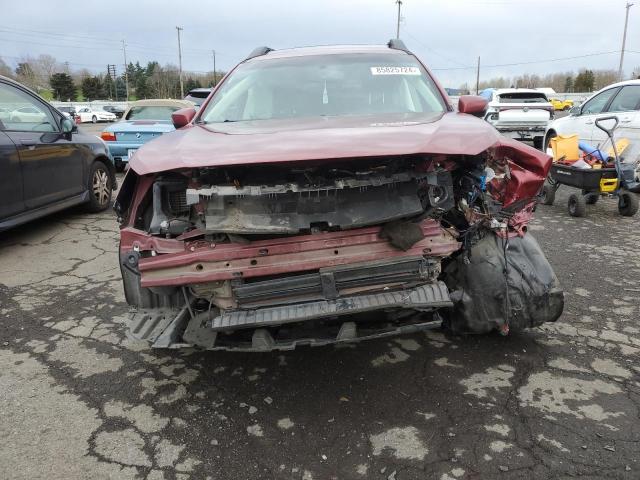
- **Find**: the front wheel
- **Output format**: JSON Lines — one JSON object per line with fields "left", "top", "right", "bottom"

{"left": 86, "top": 160, "right": 112, "bottom": 212}
{"left": 544, "top": 131, "right": 556, "bottom": 153}
{"left": 92, "top": 115, "right": 97, "bottom": 123}
{"left": 533, "top": 136, "right": 544, "bottom": 150}
{"left": 618, "top": 191, "right": 639, "bottom": 217}
{"left": 540, "top": 183, "right": 556, "bottom": 205}
{"left": 568, "top": 193, "right": 586, "bottom": 217}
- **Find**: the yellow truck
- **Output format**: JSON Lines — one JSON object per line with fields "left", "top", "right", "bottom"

{"left": 549, "top": 98, "right": 574, "bottom": 111}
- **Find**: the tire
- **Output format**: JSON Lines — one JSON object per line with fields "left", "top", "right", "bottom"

{"left": 584, "top": 192, "right": 599, "bottom": 204}
{"left": 92, "top": 115, "right": 97, "bottom": 123}
{"left": 563, "top": 105, "right": 570, "bottom": 111}
{"left": 568, "top": 193, "right": 587, "bottom": 217}
{"left": 618, "top": 191, "right": 639, "bottom": 217}
{"left": 544, "top": 131, "right": 556, "bottom": 152}
{"left": 86, "top": 160, "right": 112, "bottom": 212}
{"left": 541, "top": 183, "right": 556, "bottom": 205}
{"left": 533, "top": 136, "right": 543, "bottom": 150}
{"left": 114, "top": 159, "right": 125, "bottom": 173}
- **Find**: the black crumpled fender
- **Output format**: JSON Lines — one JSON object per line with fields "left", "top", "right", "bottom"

{"left": 443, "top": 231, "right": 563, "bottom": 334}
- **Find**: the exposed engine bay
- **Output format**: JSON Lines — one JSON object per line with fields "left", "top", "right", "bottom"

{"left": 116, "top": 147, "right": 564, "bottom": 351}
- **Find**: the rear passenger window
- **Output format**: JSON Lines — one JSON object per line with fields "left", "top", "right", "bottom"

{"left": 607, "top": 85, "right": 640, "bottom": 113}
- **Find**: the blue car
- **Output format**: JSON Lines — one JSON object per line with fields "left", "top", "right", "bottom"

{"left": 101, "top": 99, "right": 194, "bottom": 171}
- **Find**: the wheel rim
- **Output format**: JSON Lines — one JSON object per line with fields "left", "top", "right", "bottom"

{"left": 92, "top": 169, "right": 110, "bottom": 206}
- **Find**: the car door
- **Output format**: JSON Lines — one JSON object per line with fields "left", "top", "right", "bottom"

{"left": 78, "top": 107, "right": 90, "bottom": 123}
{"left": 591, "top": 84, "right": 640, "bottom": 146}
{"left": 574, "top": 87, "right": 621, "bottom": 143}
{"left": 0, "top": 81, "right": 85, "bottom": 209}
{"left": 0, "top": 130, "right": 24, "bottom": 220}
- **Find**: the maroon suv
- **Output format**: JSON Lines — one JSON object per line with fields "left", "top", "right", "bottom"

{"left": 115, "top": 41, "right": 563, "bottom": 351}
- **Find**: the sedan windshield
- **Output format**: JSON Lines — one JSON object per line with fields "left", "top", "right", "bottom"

{"left": 126, "top": 106, "right": 181, "bottom": 120}
{"left": 201, "top": 53, "right": 446, "bottom": 123}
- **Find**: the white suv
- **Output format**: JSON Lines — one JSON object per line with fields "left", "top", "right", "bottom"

{"left": 482, "top": 88, "right": 554, "bottom": 149}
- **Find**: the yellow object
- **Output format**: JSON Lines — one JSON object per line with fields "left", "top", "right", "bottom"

{"left": 606, "top": 138, "right": 630, "bottom": 157}
{"left": 600, "top": 178, "right": 618, "bottom": 192}
{"left": 550, "top": 98, "right": 574, "bottom": 111}
{"left": 550, "top": 135, "right": 580, "bottom": 162}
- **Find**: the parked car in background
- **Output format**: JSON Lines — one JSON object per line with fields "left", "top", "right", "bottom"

{"left": 549, "top": 98, "right": 574, "bottom": 111}
{"left": 10, "top": 106, "right": 48, "bottom": 123}
{"left": 0, "top": 76, "right": 117, "bottom": 232}
{"left": 115, "top": 41, "right": 563, "bottom": 352}
{"left": 0, "top": 106, "right": 10, "bottom": 122}
{"left": 101, "top": 99, "right": 194, "bottom": 171}
{"left": 481, "top": 88, "right": 554, "bottom": 149}
{"left": 545, "top": 79, "right": 640, "bottom": 180}
{"left": 76, "top": 106, "right": 116, "bottom": 123}
{"left": 184, "top": 87, "right": 211, "bottom": 106}
{"left": 57, "top": 105, "right": 78, "bottom": 119}
{"left": 103, "top": 105, "right": 126, "bottom": 118}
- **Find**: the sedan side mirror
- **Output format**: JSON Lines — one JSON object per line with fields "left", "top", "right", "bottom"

{"left": 172, "top": 107, "right": 197, "bottom": 129}
{"left": 569, "top": 106, "right": 581, "bottom": 116}
{"left": 458, "top": 95, "right": 488, "bottom": 117}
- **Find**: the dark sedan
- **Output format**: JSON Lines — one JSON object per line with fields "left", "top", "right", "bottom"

{"left": 0, "top": 76, "right": 117, "bottom": 232}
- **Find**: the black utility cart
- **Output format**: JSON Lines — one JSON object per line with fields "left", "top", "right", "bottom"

{"left": 540, "top": 116, "right": 640, "bottom": 217}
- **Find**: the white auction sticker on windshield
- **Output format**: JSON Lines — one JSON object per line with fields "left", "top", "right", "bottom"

{"left": 370, "top": 66, "right": 421, "bottom": 75}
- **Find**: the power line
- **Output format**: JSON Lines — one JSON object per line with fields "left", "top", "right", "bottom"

{"left": 0, "top": 25, "right": 221, "bottom": 56}
{"left": 430, "top": 50, "right": 621, "bottom": 71}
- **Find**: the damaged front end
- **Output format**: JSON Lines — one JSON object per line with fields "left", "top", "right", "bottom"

{"left": 115, "top": 141, "right": 563, "bottom": 351}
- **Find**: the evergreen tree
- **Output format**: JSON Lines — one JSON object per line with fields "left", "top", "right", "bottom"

{"left": 81, "top": 76, "right": 105, "bottom": 100}
{"left": 50, "top": 73, "right": 76, "bottom": 101}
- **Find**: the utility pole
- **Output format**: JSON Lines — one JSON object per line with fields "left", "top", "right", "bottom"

{"left": 476, "top": 56, "right": 481, "bottom": 95}
{"left": 212, "top": 50, "right": 217, "bottom": 86}
{"left": 176, "top": 26, "right": 184, "bottom": 97}
{"left": 618, "top": 2, "right": 634, "bottom": 81}
{"left": 395, "top": 0, "right": 402, "bottom": 39}
{"left": 122, "top": 40, "right": 129, "bottom": 101}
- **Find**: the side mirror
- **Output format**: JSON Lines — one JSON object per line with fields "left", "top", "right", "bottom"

{"left": 458, "top": 95, "right": 488, "bottom": 117}
{"left": 172, "top": 107, "right": 197, "bottom": 128}
{"left": 61, "top": 117, "right": 75, "bottom": 134}
{"left": 569, "top": 106, "right": 581, "bottom": 116}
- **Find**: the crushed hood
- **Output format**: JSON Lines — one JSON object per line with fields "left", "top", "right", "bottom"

{"left": 129, "top": 112, "right": 512, "bottom": 175}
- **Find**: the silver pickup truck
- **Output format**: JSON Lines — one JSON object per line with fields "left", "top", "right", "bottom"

{"left": 481, "top": 88, "right": 554, "bottom": 149}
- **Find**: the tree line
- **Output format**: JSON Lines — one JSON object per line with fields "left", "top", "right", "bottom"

{"left": 460, "top": 67, "right": 640, "bottom": 94}
{"left": 1, "top": 54, "right": 225, "bottom": 102}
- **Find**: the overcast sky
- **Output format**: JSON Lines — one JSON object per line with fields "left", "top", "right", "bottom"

{"left": 2, "top": 0, "right": 638, "bottom": 87}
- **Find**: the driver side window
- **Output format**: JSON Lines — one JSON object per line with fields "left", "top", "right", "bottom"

{"left": 581, "top": 88, "right": 619, "bottom": 115}
{"left": 0, "top": 83, "right": 57, "bottom": 132}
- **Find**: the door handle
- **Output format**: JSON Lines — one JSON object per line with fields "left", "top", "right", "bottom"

{"left": 20, "top": 139, "right": 37, "bottom": 147}
{"left": 620, "top": 117, "right": 631, "bottom": 123}
{"left": 585, "top": 120, "right": 594, "bottom": 125}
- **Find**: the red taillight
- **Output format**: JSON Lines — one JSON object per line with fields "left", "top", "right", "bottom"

{"left": 101, "top": 131, "right": 116, "bottom": 141}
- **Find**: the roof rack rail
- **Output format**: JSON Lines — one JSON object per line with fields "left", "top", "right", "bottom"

{"left": 387, "top": 39, "right": 410, "bottom": 53}
{"left": 246, "top": 46, "right": 273, "bottom": 60}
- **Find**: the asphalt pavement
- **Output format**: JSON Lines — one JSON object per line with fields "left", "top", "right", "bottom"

{"left": 1, "top": 168, "right": 639, "bottom": 479}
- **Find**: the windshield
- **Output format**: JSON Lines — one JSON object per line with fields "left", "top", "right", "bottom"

{"left": 125, "top": 105, "right": 181, "bottom": 120}
{"left": 200, "top": 53, "right": 446, "bottom": 124}
{"left": 498, "top": 92, "right": 548, "bottom": 103}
